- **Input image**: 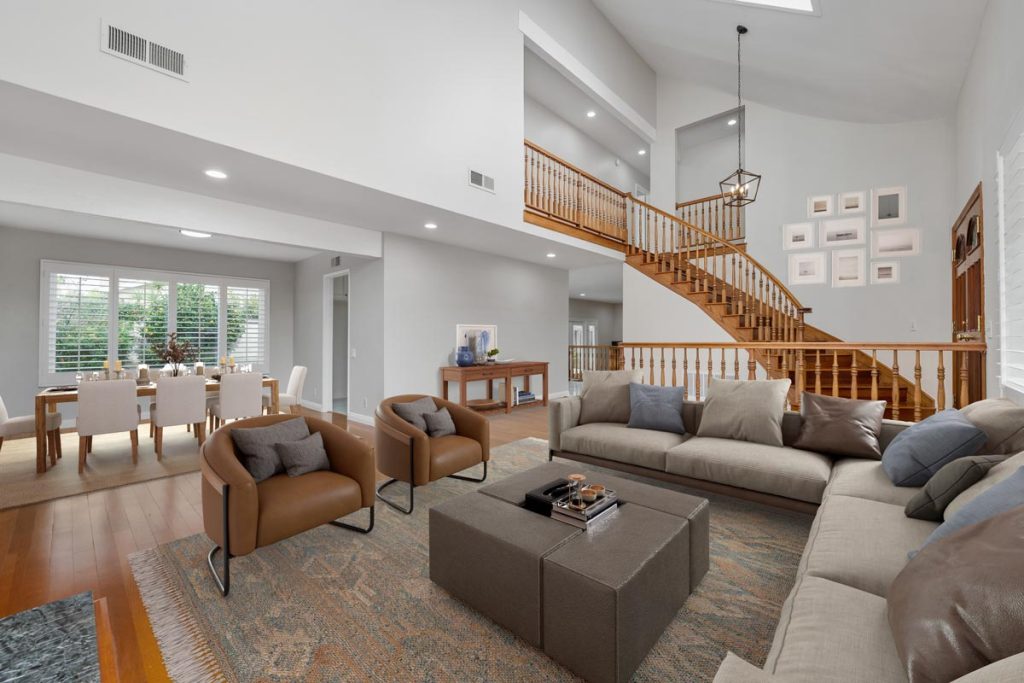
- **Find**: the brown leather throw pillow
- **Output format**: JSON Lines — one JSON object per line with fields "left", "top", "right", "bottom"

{"left": 887, "top": 505, "right": 1024, "bottom": 682}
{"left": 792, "top": 392, "right": 886, "bottom": 458}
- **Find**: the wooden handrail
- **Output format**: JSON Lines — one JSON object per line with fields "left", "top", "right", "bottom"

{"left": 676, "top": 193, "right": 730, "bottom": 209}
{"left": 524, "top": 139, "right": 627, "bottom": 199}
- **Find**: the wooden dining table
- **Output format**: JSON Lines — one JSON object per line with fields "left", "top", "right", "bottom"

{"left": 33, "top": 376, "right": 280, "bottom": 474}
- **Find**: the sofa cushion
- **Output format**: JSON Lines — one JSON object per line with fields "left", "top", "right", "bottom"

{"left": 953, "top": 653, "right": 1024, "bottom": 682}
{"left": 560, "top": 423, "right": 687, "bottom": 471}
{"left": 666, "top": 437, "right": 831, "bottom": 503}
{"left": 800, "top": 495, "right": 936, "bottom": 597}
{"left": 765, "top": 576, "right": 905, "bottom": 683}
{"left": 429, "top": 435, "right": 483, "bottom": 480}
{"left": 944, "top": 450, "right": 1024, "bottom": 520}
{"left": 918, "top": 466, "right": 1024, "bottom": 552}
{"left": 793, "top": 392, "right": 886, "bottom": 459}
{"left": 579, "top": 370, "right": 643, "bottom": 425}
{"left": 904, "top": 454, "right": 1007, "bottom": 521}
{"left": 888, "top": 506, "right": 1024, "bottom": 683}
{"left": 826, "top": 459, "right": 920, "bottom": 507}
{"left": 256, "top": 470, "right": 361, "bottom": 547}
{"left": 627, "top": 382, "right": 686, "bottom": 434}
{"left": 231, "top": 417, "right": 311, "bottom": 483}
{"left": 960, "top": 397, "right": 1024, "bottom": 455}
{"left": 696, "top": 378, "right": 792, "bottom": 447}
{"left": 881, "top": 409, "right": 987, "bottom": 486}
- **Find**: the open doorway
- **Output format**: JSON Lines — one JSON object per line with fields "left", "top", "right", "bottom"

{"left": 322, "top": 270, "right": 349, "bottom": 415}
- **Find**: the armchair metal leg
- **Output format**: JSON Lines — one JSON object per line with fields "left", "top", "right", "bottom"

{"left": 207, "top": 483, "right": 231, "bottom": 596}
{"left": 448, "top": 460, "right": 488, "bottom": 483}
{"left": 329, "top": 506, "right": 375, "bottom": 533}
{"left": 376, "top": 479, "right": 414, "bottom": 514}
{"left": 549, "top": 449, "right": 555, "bottom": 462}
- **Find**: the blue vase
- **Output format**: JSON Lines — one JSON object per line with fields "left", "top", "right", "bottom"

{"left": 456, "top": 346, "right": 474, "bottom": 367}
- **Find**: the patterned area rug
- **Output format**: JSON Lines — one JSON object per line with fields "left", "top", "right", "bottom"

{"left": 130, "top": 438, "right": 812, "bottom": 682}
{"left": 0, "top": 592, "right": 99, "bottom": 682}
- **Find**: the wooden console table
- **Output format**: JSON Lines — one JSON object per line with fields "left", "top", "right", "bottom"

{"left": 440, "top": 362, "right": 549, "bottom": 414}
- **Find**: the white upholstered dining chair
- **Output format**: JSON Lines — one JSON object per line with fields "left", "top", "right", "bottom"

{"left": 150, "top": 376, "right": 207, "bottom": 457}
{"left": 77, "top": 379, "right": 140, "bottom": 474}
{"left": 210, "top": 373, "right": 263, "bottom": 429}
{"left": 0, "top": 394, "right": 63, "bottom": 466}
{"left": 263, "top": 365, "right": 307, "bottom": 414}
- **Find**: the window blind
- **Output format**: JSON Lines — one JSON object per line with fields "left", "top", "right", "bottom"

{"left": 175, "top": 282, "right": 221, "bottom": 365}
{"left": 1001, "top": 130, "right": 1024, "bottom": 392}
{"left": 226, "top": 285, "right": 267, "bottom": 369}
{"left": 117, "top": 278, "right": 169, "bottom": 366}
{"left": 46, "top": 271, "right": 111, "bottom": 373}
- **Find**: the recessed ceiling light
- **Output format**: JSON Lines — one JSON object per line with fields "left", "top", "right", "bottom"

{"left": 586, "top": 110, "right": 596, "bottom": 118}
{"left": 204, "top": 169, "right": 228, "bottom": 179}
{"left": 424, "top": 222, "right": 438, "bottom": 229}
{"left": 180, "top": 229, "right": 212, "bottom": 239}
{"left": 546, "top": 252, "right": 557, "bottom": 258}
{"left": 638, "top": 149, "right": 647, "bottom": 156}
{"left": 728, "top": 119, "right": 738, "bottom": 126}
{"left": 579, "top": 293, "right": 587, "bottom": 297}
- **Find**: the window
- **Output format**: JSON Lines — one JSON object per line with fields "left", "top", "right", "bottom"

{"left": 39, "top": 261, "right": 269, "bottom": 384}
{"left": 999, "top": 129, "right": 1024, "bottom": 398}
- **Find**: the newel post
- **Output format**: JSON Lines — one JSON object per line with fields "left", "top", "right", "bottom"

{"left": 796, "top": 307, "right": 811, "bottom": 342}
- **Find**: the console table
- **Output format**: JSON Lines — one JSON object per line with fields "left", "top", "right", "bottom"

{"left": 440, "top": 362, "right": 548, "bottom": 414}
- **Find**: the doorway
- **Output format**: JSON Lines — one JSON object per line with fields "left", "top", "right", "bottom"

{"left": 322, "top": 270, "right": 349, "bottom": 415}
{"left": 951, "top": 183, "right": 986, "bottom": 406}
{"left": 569, "top": 319, "right": 598, "bottom": 381}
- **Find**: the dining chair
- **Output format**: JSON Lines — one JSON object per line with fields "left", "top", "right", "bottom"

{"left": 150, "top": 376, "right": 207, "bottom": 458}
{"left": 77, "top": 379, "right": 140, "bottom": 474}
{"left": 210, "top": 373, "right": 263, "bottom": 428}
{"left": 0, "top": 394, "right": 63, "bottom": 466}
{"left": 263, "top": 365, "right": 307, "bottom": 414}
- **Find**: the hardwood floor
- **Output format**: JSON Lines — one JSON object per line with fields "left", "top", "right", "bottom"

{"left": 0, "top": 404, "right": 549, "bottom": 681}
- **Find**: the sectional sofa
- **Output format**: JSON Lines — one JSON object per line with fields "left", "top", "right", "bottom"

{"left": 548, "top": 392, "right": 1024, "bottom": 681}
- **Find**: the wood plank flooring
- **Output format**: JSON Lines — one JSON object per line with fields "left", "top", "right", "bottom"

{"left": 0, "top": 404, "right": 549, "bottom": 681}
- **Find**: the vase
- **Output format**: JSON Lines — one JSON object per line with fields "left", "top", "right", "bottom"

{"left": 456, "top": 346, "right": 474, "bottom": 367}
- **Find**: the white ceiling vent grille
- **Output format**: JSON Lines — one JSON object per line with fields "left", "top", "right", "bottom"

{"left": 469, "top": 169, "right": 495, "bottom": 193}
{"left": 100, "top": 22, "right": 187, "bottom": 81}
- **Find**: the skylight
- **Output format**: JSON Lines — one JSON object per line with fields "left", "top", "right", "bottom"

{"left": 713, "top": 0, "right": 819, "bottom": 15}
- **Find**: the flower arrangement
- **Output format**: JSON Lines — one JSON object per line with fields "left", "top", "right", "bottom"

{"left": 486, "top": 348, "right": 500, "bottom": 362}
{"left": 151, "top": 332, "right": 198, "bottom": 377}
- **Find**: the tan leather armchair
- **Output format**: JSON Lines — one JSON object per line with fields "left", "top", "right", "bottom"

{"left": 200, "top": 414, "right": 375, "bottom": 596}
{"left": 375, "top": 395, "right": 489, "bottom": 514}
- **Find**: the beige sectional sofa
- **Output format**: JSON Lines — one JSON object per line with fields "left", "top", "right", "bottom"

{"left": 548, "top": 394, "right": 1024, "bottom": 681}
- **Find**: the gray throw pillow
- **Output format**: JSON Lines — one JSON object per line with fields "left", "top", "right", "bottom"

{"left": 391, "top": 396, "right": 438, "bottom": 432}
{"left": 960, "top": 398, "right": 1024, "bottom": 455}
{"left": 231, "top": 417, "right": 310, "bottom": 483}
{"left": 916, "top": 466, "right": 1024, "bottom": 552}
{"left": 905, "top": 454, "right": 1008, "bottom": 521}
{"left": 275, "top": 432, "right": 331, "bottom": 477}
{"left": 424, "top": 407, "right": 457, "bottom": 438}
{"left": 793, "top": 392, "right": 886, "bottom": 459}
{"left": 881, "top": 410, "right": 987, "bottom": 487}
{"left": 696, "top": 378, "right": 791, "bottom": 447}
{"left": 627, "top": 383, "right": 686, "bottom": 434}
{"left": 579, "top": 370, "right": 644, "bottom": 424}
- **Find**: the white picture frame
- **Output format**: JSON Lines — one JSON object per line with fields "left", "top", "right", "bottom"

{"left": 838, "top": 190, "right": 866, "bottom": 215}
{"left": 788, "top": 252, "right": 826, "bottom": 285}
{"left": 820, "top": 217, "right": 866, "bottom": 247}
{"left": 831, "top": 248, "right": 866, "bottom": 288}
{"left": 456, "top": 324, "right": 497, "bottom": 360}
{"left": 807, "top": 194, "right": 834, "bottom": 219}
{"left": 870, "top": 261, "right": 900, "bottom": 284}
{"left": 871, "top": 228, "right": 921, "bottom": 258}
{"left": 783, "top": 222, "right": 816, "bottom": 250}
{"left": 871, "top": 186, "right": 907, "bottom": 227}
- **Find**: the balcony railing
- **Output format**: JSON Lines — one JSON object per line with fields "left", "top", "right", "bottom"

{"left": 676, "top": 193, "right": 745, "bottom": 244}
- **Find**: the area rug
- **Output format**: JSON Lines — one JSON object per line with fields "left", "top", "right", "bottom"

{"left": 0, "top": 425, "right": 201, "bottom": 510}
{"left": 130, "top": 437, "right": 812, "bottom": 682}
{"left": 0, "top": 591, "right": 99, "bottom": 682}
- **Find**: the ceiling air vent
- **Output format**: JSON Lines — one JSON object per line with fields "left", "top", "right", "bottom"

{"left": 469, "top": 169, "right": 495, "bottom": 193}
{"left": 100, "top": 22, "right": 187, "bottom": 81}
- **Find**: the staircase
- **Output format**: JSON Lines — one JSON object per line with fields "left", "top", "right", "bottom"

{"left": 524, "top": 139, "right": 936, "bottom": 417}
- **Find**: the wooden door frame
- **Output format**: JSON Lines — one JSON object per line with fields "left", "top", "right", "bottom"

{"left": 950, "top": 181, "right": 986, "bottom": 402}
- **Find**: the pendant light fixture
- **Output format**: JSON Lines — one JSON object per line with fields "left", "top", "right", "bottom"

{"left": 720, "top": 25, "right": 760, "bottom": 207}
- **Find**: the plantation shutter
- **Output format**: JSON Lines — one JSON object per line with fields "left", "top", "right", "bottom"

{"left": 226, "top": 285, "right": 267, "bottom": 369}
{"left": 45, "top": 270, "right": 111, "bottom": 374}
{"left": 1001, "top": 127, "right": 1024, "bottom": 393}
{"left": 174, "top": 282, "right": 221, "bottom": 365}
{"left": 117, "top": 278, "right": 169, "bottom": 366}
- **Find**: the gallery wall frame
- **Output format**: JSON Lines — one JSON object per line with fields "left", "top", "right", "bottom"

{"left": 807, "top": 194, "right": 834, "bottom": 219}
{"left": 870, "top": 261, "right": 900, "bottom": 284}
{"left": 783, "top": 222, "right": 816, "bottom": 250}
{"left": 872, "top": 227, "right": 921, "bottom": 258}
{"left": 788, "top": 251, "right": 826, "bottom": 285}
{"left": 871, "top": 186, "right": 908, "bottom": 228}
{"left": 831, "top": 248, "right": 866, "bottom": 288}
{"left": 838, "top": 191, "right": 866, "bottom": 215}
{"left": 820, "top": 217, "right": 866, "bottom": 247}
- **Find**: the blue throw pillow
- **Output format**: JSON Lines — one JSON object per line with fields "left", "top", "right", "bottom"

{"left": 916, "top": 467, "right": 1024, "bottom": 553}
{"left": 881, "top": 410, "right": 986, "bottom": 487}
{"left": 627, "top": 383, "right": 686, "bottom": 434}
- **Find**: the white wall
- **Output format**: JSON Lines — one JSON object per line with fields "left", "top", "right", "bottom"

{"left": 0, "top": 0, "right": 654, "bottom": 239}
{"left": 525, "top": 97, "right": 649, "bottom": 193}
{"left": 0, "top": 224, "right": 295, "bottom": 417}
{"left": 676, "top": 131, "right": 735, "bottom": 202}
{"left": 569, "top": 298, "right": 623, "bottom": 345}
{"left": 650, "top": 79, "right": 956, "bottom": 347}
{"left": 622, "top": 264, "right": 733, "bottom": 344}
{"left": 954, "top": 0, "right": 1024, "bottom": 398}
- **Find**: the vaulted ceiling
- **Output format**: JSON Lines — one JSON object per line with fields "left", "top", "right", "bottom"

{"left": 593, "top": 0, "right": 989, "bottom": 123}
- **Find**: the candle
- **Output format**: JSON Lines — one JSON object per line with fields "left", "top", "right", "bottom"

{"left": 102, "top": 359, "right": 109, "bottom": 369}
{"left": 114, "top": 360, "right": 123, "bottom": 372}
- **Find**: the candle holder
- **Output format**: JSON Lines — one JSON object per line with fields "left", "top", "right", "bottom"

{"left": 567, "top": 473, "right": 587, "bottom": 511}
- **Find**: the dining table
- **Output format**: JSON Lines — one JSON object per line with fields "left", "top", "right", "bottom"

{"left": 32, "top": 376, "right": 280, "bottom": 474}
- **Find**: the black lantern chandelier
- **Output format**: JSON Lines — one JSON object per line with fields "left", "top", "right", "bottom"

{"left": 720, "top": 25, "right": 760, "bottom": 207}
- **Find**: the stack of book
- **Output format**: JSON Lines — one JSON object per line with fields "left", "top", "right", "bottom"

{"left": 513, "top": 390, "right": 537, "bottom": 406}
{"left": 551, "top": 490, "right": 619, "bottom": 529}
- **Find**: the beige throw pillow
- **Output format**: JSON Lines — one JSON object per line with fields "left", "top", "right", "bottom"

{"left": 579, "top": 370, "right": 644, "bottom": 424}
{"left": 960, "top": 398, "right": 1024, "bottom": 454}
{"left": 696, "top": 378, "right": 791, "bottom": 447}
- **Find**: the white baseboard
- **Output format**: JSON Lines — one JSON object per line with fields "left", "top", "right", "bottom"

{"left": 301, "top": 399, "right": 324, "bottom": 412}
{"left": 346, "top": 412, "right": 374, "bottom": 426}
